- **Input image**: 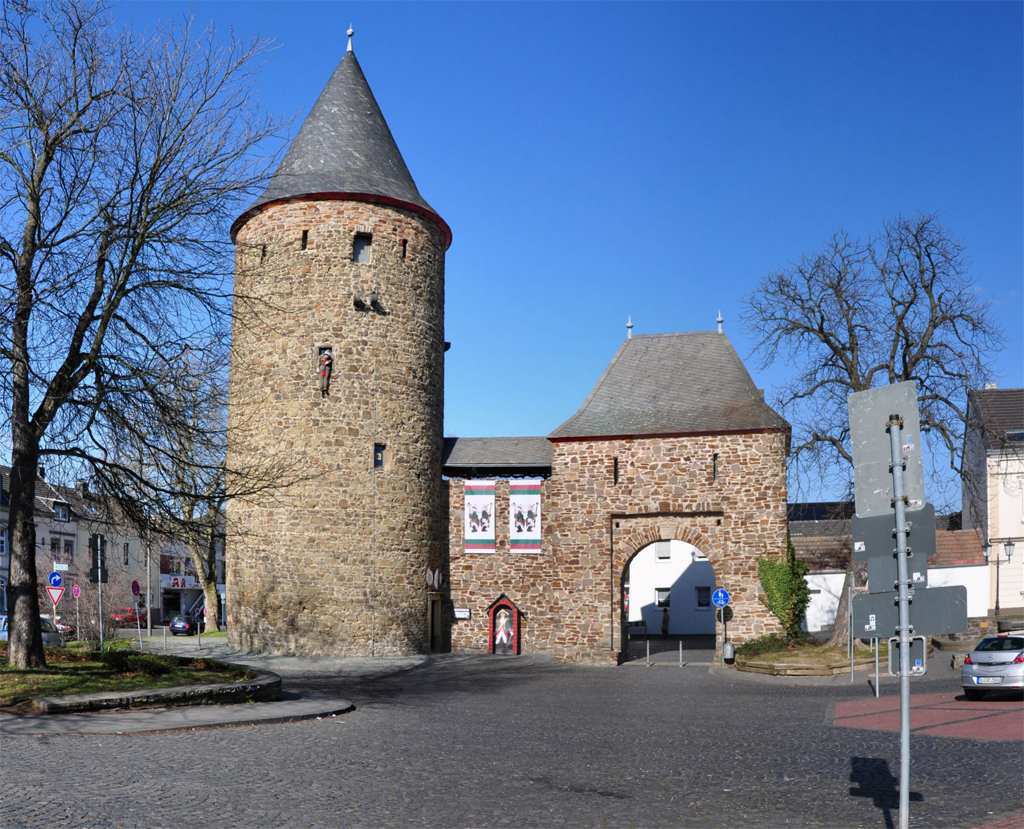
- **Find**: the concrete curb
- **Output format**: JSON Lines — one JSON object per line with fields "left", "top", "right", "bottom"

{"left": 1, "top": 691, "right": 354, "bottom": 736}
{"left": 32, "top": 669, "right": 282, "bottom": 714}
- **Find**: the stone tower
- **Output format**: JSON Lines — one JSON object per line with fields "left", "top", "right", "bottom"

{"left": 226, "top": 36, "right": 450, "bottom": 656}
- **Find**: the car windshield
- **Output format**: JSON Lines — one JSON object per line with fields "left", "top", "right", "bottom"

{"left": 172, "top": 616, "right": 189, "bottom": 623}
{"left": 975, "top": 636, "right": 1024, "bottom": 652}
{"left": 39, "top": 619, "right": 57, "bottom": 632}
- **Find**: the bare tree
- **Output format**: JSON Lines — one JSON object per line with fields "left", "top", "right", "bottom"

{"left": 0, "top": 0, "right": 283, "bottom": 668}
{"left": 742, "top": 213, "right": 1005, "bottom": 645}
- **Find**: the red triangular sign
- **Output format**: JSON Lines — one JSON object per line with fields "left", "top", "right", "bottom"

{"left": 46, "top": 586, "right": 65, "bottom": 606}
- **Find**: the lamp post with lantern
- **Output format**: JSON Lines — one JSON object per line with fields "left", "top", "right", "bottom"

{"left": 984, "top": 538, "right": 1016, "bottom": 616}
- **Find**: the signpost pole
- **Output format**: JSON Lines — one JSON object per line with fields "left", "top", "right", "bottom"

{"left": 849, "top": 579, "right": 854, "bottom": 682}
{"left": 874, "top": 638, "right": 880, "bottom": 698}
{"left": 888, "top": 414, "right": 912, "bottom": 829}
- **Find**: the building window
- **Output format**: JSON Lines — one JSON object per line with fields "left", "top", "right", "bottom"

{"left": 123, "top": 542, "right": 130, "bottom": 565}
{"left": 1007, "top": 430, "right": 1024, "bottom": 443}
{"left": 50, "top": 538, "right": 59, "bottom": 559}
{"left": 54, "top": 503, "right": 69, "bottom": 522}
{"left": 613, "top": 457, "right": 619, "bottom": 485}
{"left": 401, "top": 239, "right": 408, "bottom": 260}
{"left": 696, "top": 586, "right": 711, "bottom": 608}
{"left": 712, "top": 453, "right": 719, "bottom": 481}
{"left": 373, "top": 443, "right": 386, "bottom": 469}
{"left": 655, "top": 588, "right": 671, "bottom": 608}
{"left": 300, "top": 229, "right": 309, "bottom": 251}
{"left": 0, "top": 526, "right": 6, "bottom": 557}
{"left": 655, "top": 541, "right": 671, "bottom": 561}
{"left": 64, "top": 540, "right": 74, "bottom": 562}
{"left": 353, "top": 233, "right": 372, "bottom": 264}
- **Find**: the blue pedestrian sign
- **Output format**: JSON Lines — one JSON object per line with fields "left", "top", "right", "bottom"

{"left": 712, "top": 589, "right": 731, "bottom": 608}
{"left": 48, "top": 571, "right": 63, "bottom": 589}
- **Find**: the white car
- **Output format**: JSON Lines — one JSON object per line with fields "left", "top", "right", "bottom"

{"left": 961, "top": 631, "right": 1024, "bottom": 700}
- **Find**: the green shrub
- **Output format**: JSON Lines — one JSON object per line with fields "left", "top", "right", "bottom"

{"left": 96, "top": 650, "right": 174, "bottom": 677}
{"left": 757, "top": 534, "right": 811, "bottom": 640}
{"left": 736, "top": 633, "right": 794, "bottom": 657}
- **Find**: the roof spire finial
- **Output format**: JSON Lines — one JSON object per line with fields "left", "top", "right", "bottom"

{"left": 716, "top": 310, "right": 724, "bottom": 334}
{"left": 626, "top": 316, "right": 633, "bottom": 339}
{"left": 347, "top": 24, "right": 354, "bottom": 53}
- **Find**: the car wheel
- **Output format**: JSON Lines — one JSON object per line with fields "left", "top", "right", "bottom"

{"left": 964, "top": 687, "right": 986, "bottom": 701}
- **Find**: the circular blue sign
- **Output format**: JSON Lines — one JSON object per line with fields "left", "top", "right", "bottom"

{"left": 712, "top": 589, "right": 731, "bottom": 608}
{"left": 48, "top": 571, "right": 63, "bottom": 589}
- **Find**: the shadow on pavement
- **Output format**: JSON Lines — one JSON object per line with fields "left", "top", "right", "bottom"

{"left": 849, "top": 756, "right": 923, "bottom": 829}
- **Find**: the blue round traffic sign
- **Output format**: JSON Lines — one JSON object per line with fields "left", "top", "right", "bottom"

{"left": 48, "top": 571, "right": 63, "bottom": 588}
{"left": 712, "top": 588, "right": 731, "bottom": 608}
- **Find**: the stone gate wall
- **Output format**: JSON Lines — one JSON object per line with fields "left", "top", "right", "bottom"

{"left": 447, "top": 431, "right": 789, "bottom": 662}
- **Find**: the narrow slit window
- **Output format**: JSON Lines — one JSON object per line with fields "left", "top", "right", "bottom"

{"left": 353, "top": 233, "right": 372, "bottom": 264}
{"left": 401, "top": 239, "right": 408, "bottom": 260}
{"left": 300, "top": 230, "right": 309, "bottom": 251}
{"left": 712, "top": 452, "right": 719, "bottom": 481}
{"left": 373, "top": 443, "right": 386, "bottom": 469}
{"left": 613, "top": 457, "right": 619, "bottom": 485}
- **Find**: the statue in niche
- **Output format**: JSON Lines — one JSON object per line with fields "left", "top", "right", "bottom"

{"left": 494, "top": 607, "right": 514, "bottom": 655}
{"left": 318, "top": 349, "right": 333, "bottom": 396}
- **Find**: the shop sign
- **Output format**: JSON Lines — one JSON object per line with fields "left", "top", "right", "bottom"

{"left": 160, "top": 574, "right": 200, "bottom": 590}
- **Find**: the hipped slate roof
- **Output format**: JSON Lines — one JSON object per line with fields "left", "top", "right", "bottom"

{"left": 549, "top": 332, "right": 788, "bottom": 440}
{"left": 968, "top": 387, "right": 1024, "bottom": 451}
{"left": 233, "top": 49, "right": 449, "bottom": 244}
{"left": 442, "top": 437, "right": 552, "bottom": 478}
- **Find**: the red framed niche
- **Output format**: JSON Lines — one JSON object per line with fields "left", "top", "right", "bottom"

{"left": 487, "top": 594, "right": 521, "bottom": 656}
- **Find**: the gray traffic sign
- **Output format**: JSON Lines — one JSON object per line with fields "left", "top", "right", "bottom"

{"left": 868, "top": 554, "right": 928, "bottom": 594}
{"left": 888, "top": 635, "right": 927, "bottom": 677}
{"left": 848, "top": 382, "right": 925, "bottom": 519}
{"left": 853, "top": 585, "right": 967, "bottom": 638}
{"left": 852, "top": 505, "right": 936, "bottom": 562}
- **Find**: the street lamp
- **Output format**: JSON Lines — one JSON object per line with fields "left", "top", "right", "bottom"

{"left": 987, "top": 539, "right": 1016, "bottom": 616}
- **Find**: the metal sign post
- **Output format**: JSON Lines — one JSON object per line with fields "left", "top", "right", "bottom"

{"left": 887, "top": 412, "right": 913, "bottom": 829}
{"left": 712, "top": 589, "right": 731, "bottom": 665}
{"left": 132, "top": 580, "right": 143, "bottom": 652}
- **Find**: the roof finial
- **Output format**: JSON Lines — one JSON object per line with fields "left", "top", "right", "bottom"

{"left": 626, "top": 316, "right": 633, "bottom": 339}
{"left": 347, "top": 24, "right": 354, "bottom": 53}
{"left": 716, "top": 310, "right": 724, "bottom": 334}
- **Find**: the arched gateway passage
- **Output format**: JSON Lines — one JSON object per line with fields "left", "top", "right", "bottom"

{"left": 622, "top": 539, "right": 719, "bottom": 663}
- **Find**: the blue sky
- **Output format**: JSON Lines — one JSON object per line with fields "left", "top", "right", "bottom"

{"left": 120, "top": 1, "right": 1021, "bottom": 495}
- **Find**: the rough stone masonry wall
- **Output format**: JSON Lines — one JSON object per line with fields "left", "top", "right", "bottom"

{"left": 227, "top": 199, "right": 446, "bottom": 657}
{"left": 447, "top": 432, "right": 789, "bottom": 663}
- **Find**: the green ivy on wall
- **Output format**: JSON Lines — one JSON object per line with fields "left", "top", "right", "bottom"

{"left": 757, "top": 534, "right": 811, "bottom": 641}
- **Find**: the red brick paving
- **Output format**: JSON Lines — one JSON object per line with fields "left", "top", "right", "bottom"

{"left": 834, "top": 691, "right": 1024, "bottom": 742}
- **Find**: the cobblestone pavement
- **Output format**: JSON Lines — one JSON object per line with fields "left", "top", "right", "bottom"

{"left": 3, "top": 647, "right": 1022, "bottom": 828}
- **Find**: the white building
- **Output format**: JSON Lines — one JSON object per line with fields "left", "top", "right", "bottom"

{"left": 962, "top": 387, "right": 1024, "bottom": 616}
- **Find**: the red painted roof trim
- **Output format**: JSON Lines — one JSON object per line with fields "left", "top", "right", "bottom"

{"left": 230, "top": 191, "right": 452, "bottom": 248}
{"left": 548, "top": 426, "right": 791, "bottom": 443}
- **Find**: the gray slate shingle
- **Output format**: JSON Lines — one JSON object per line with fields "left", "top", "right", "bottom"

{"left": 549, "top": 332, "right": 788, "bottom": 440}
{"left": 442, "top": 437, "right": 552, "bottom": 474}
{"left": 968, "top": 387, "right": 1024, "bottom": 450}
{"left": 244, "top": 50, "right": 439, "bottom": 222}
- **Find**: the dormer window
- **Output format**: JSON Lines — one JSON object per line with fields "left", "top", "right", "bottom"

{"left": 53, "top": 503, "right": 70, "bottom": 522}
{"left": 1006, "top": 430, "right": 1024, "bottom": 443}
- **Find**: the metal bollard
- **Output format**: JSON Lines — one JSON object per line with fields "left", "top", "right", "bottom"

{"left": 646, "top": 637, "right": 651, "bottom": 667}
{"left": 163, "top": 627, "right": 167, "bottom": 650}
{"left": 679, "top": 640, "right": 683, "bottom": 667}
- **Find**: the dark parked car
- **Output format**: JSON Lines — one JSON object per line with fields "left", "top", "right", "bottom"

{"left": 0, "top": 614, "right": 64, "bottom": 646}
{"left": 169, "top": 615, "right": 203, "bottom": 636}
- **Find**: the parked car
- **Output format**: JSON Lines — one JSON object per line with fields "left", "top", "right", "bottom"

{"left": 54, "top": 619, "right": 76, "bottom": 641}
{"left": 169, "top": 614, "right": 203, "bottom": 636}
{"left": 110, "top": 606, "right": 147, "bottom": 627}
{"left": 0, "top": 614, "right": 64, "bottom": 647}
{"left": 961, "top": 631, "right": 1024, "bottom": 700}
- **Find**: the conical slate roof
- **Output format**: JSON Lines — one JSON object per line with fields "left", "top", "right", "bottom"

{"left": 549, "top": 332, "right": 789, "bottom": 440}
{"left": 233, "top": 48, "right": 449, "bottom": 243}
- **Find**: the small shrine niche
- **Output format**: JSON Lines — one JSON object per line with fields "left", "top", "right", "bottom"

{"left": 487, "top": 594, "right": 521, "bottom": 656}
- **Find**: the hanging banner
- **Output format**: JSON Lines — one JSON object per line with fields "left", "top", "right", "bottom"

{"left": 464, "top": 480, "right": 495, "bottom": 552}
{"left": 509, "top": 480, "right": 542, "bottom": 551}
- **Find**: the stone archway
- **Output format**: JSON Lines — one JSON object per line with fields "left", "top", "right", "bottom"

{"left": 609, "top": 513, "right": 782, "bottom": 659}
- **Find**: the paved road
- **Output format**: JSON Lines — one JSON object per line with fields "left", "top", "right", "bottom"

{"left": 3, "top": 642, "right": 1022, "bottom": 828}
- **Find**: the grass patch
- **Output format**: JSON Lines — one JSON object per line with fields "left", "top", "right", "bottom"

{"left": 0, "top": 644, "right": 255, "bottom": 706}
{"left": 736, "top": 634, "right": 888, "bottom": 664}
